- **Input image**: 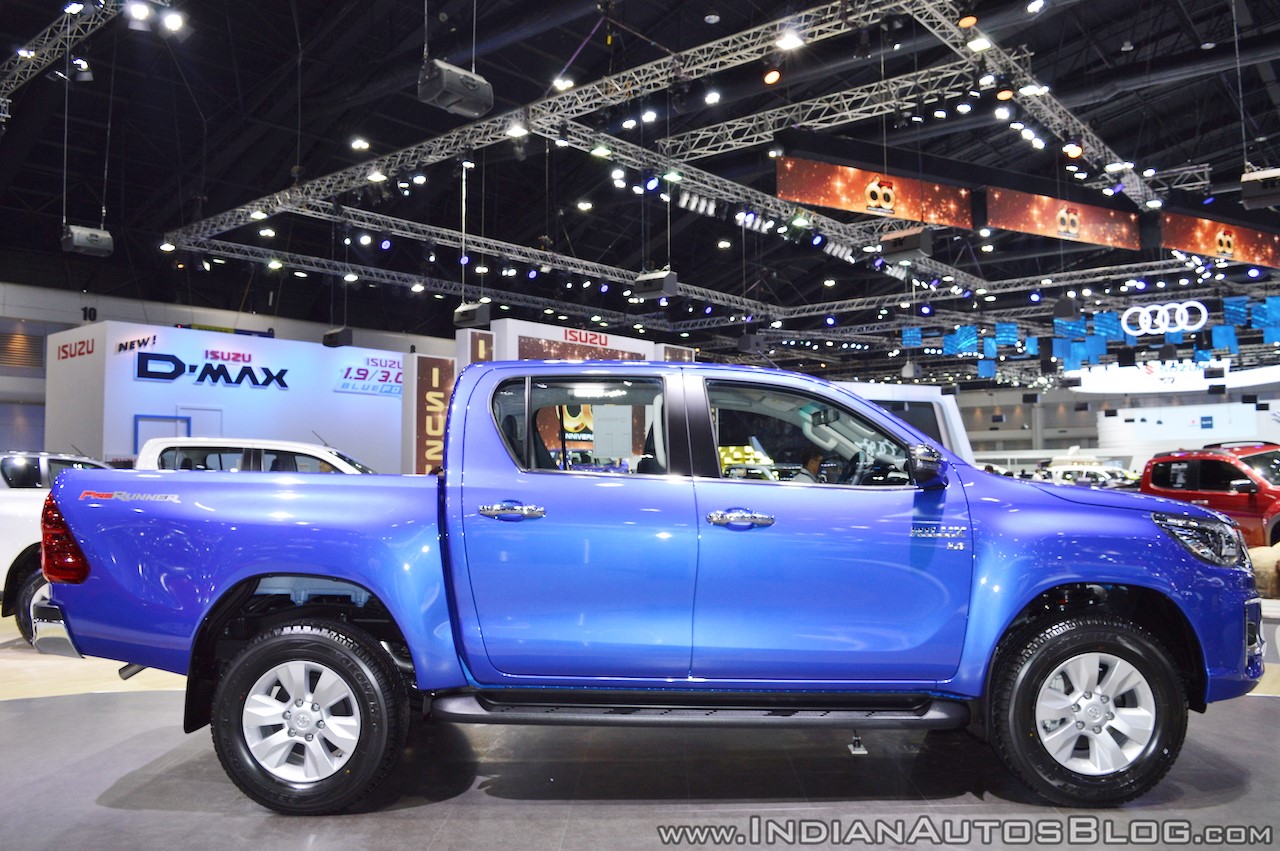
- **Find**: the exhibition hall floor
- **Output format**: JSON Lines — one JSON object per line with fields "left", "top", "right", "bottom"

{"left": 2, "top": 616, "right": 1278, "bottom": 850}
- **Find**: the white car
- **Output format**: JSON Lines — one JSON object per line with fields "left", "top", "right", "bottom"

{"left": 0, "top": 451, "right": 112, "bottom": 642}
{"left": 134, "top": 437, "right": 376, "bottom": 474}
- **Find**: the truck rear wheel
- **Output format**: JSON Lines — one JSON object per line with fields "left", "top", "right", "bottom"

{"left": 15, "top": 569, "right": 46, "bottom": 645}
{"left": 990, "top": 616, "right": 1186, "bottom": 806}
{"left": 211, "top": 620, "right": 408, "bottom": 814}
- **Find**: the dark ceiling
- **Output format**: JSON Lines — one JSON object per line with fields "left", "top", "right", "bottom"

{"left": 2, "top": 0, "right": 1280, "bottom": 385}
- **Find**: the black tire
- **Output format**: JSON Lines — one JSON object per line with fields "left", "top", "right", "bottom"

{"left": 15, "top": 569, "right": 46, "bottom": 645}
{"left": 211, "top": 620, "right": 409, "bottom": 814}
{"left": 990, "top": 616, "right": 1186, "bottom": 807}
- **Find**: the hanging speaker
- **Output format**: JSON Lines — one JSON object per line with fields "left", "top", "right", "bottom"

{"left": 418, "top": 59, "right": 494, "bottom": 118}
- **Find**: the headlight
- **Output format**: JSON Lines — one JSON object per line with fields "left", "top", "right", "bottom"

{"left": 1152, "top": 512, "right": 1249, "bottom": 569}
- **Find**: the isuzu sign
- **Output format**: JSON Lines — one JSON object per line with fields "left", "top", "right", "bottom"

{"left": 1121, "top": 301, "right": 1209, "bottom": 337}
{"left": 136, "top": 352, "right": 289, "bottom": 388}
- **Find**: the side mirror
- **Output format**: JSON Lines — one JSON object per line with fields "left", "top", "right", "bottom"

{"left": 908, "top": 443, "right": 948, "bottom": 490}
{"left": 1231, "top": 478, "right": 1259, "bottom": 494}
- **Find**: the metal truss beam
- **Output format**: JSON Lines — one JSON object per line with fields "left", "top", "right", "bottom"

{"left": 176, "top": 237, "right": 649, "bottom": 330}
{"left": 167, "top": 1, "right": 898, "bottom": 242}
{"left": 905, "top": 0, "right": 1159, "bottom": 207}
{"left": 658, "top": 57, "right": 983, "bottom": 160}
{"left": 0, "top": 4, "right": 127, "bottom": 103}
{"left": 286, "top": 200, "right": 774, "bottom": 316}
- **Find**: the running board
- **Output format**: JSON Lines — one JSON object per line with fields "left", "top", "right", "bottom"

{"left": 431, "top": 694, "right": 968, "bottom": 729}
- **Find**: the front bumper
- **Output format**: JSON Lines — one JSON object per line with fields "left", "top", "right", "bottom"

{"left": 31, "top": 600, "right": 82, "bottom": 659}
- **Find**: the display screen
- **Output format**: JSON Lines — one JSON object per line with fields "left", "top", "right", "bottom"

{"left": 986, "top": 188, "right": 1141, "bottom": 250}
{"left": 1161, "top": 212, "right": 1280, "bottom": 267}
{"left": 776, "top": 157, "right": 973, "bottom": 229}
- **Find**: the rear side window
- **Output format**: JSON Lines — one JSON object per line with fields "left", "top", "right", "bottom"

{"left": 159, "top": 447, "right": 243, "bottom": 471}
{"left": 1150, "top": 460, "right": 1192, "bottom": 489}
{"left": 492, "top": 376, "right": 667, "bottom": 474}
{"left": 0, "top": 456, "right": 42, "bottom": 488}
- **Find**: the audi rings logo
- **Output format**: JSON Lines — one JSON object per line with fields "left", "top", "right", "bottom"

{"left": 1121, "top": 301, "right": 1210, "bottom": 337}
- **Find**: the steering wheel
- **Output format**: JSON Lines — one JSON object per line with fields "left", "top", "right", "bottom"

{"left": 837, "top": 450, "right": 865, "bottom": 485}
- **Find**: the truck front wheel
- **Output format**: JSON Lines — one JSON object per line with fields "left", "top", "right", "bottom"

{"left": 211, "top": 620, "right": 409, "bottom": 814}
{"left": 991, "top": 616, "right": 1186, "bottom": 806}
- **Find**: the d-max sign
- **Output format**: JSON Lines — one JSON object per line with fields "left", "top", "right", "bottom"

{"left": 136, "top": 352, "right": 289, "bottom": 388}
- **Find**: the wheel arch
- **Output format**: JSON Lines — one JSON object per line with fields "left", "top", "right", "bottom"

{"left": 182, "top": 574, "right": 416, "bottom": 733}
{"left": 0, "top": 543, "right": 41, "bottom": 617}
{"left": 987, "top": 583, "right": 1207, "bottom": 719}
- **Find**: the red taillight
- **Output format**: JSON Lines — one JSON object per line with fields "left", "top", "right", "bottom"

{"left": 41, "top": 493, "right": 89, "bottom": 584}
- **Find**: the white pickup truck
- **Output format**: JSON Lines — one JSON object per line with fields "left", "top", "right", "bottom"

{"left": 0, "top": 451, "right": 111, "bottom": 641}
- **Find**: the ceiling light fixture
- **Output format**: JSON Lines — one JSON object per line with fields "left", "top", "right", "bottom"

{"left": 776, "top": 28, "right": 804, "bottom": 50}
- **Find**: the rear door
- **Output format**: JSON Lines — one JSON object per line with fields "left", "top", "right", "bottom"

{"left": 454, "top": 368, "right": 700, "bottom": 681}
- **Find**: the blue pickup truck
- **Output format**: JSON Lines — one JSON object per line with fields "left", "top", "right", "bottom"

{"left": 35, "top": 360, "right": 1263, "bottom": 814}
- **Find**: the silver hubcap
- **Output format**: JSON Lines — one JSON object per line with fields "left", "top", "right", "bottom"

{"left": 242, "top": 660, "right": 361, "bottom": 783}
{"left": 1034, "top": 651, "right": 1157, "bottom": 776}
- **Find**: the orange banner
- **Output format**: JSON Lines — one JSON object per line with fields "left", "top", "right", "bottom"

{"left": 414, "top": 355, "right": 455, "bottom": 474}
{"left": 986, "top": 188, "right": 1141, "bottom": 250}
{"left": 1161, "top": 213, "right": 1280, "bottom": 267}
{"left": 776, "top": 157, "right": 973, "bottom": 229}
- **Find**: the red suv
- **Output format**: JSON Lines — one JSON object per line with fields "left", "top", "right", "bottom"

{"left": 1140, "top": 442, "right": 1280, "bottom": 547}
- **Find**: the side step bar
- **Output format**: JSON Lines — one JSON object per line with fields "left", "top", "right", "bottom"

{"left": 432, "top": 694, "right": 968, "bottom": 730}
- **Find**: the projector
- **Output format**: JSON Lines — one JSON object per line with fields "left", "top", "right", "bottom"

{"left": 61, "top": 225, "right": 114, "bottom": 257}
{"left": 880, "top": 229, "right": 932, "bottom": 264}
{"left": 454, "top": 302, "right": 491, "bottom": 328}
{"left": 1241, "top": 166, "right": 1280, "bottom": 210}
{"left": 631, "top": 269, "right": 678, "bottom": 300}
{"left": 322, "top": 327, "right": 353, "bottom": 348}
{"left": 418, "top": 59, "right": 494, "bottom": 119}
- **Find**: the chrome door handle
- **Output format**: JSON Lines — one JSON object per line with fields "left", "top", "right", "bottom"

{"left": 707, "top": 509, "right": 775, "bottom": 529}
{"left": 479, "top": 501, "right": 546, "bottom": 521}
{"left": 1190, "top": 500, "right": 1209, "bottom": 505}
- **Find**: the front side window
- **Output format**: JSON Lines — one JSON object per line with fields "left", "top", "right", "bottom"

{"left": 705, "top": 381, "right": 909, "bottom": 486}
{"left": 47, "top": 458, "right": 104, "bottom": 484}
{"left": 1199, "top": 459, "right": 1248, "bottom": 492}
{"left": 492, "top": 376, "right": 667, "bottom": 474}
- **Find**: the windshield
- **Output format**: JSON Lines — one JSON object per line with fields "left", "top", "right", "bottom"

{"left": 1243, "top": 449, "right": 1280, "bottom": 486}
{"left": 332, "top": 450, "right": 377, "bottom": 474}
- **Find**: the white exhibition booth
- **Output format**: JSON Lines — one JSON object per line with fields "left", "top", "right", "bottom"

{"left": 46, "top": 319, "right": 693, "bottom": 473}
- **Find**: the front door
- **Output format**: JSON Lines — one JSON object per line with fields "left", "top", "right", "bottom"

{"left": 689, "top": 378, "right": 974, "bottom": 683}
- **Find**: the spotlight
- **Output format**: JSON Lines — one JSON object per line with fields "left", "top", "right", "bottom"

{"left": 1062, "top": 140, "right": 1084, "bottom": 158}
{"left": 958, "top": 8, "right": 978, "bottom": 28}
{"left": 994, "top": 75, "right": 1015, "bottom": 100}
{"left": 161, "top": 11, "right": 184, "bottom": 32}
{"left": 762, "top": 56, "right": 782, "bottom": 85}
{"left": 704, "top": 87, "right": 721, "bottom": 105}
{"left": 993, "top": 104, "right": 1012, "bottom": 121}
{"left": 643, "top": 170, "right": 660, "bottom": 191}
{"left": 621, "top": 117, "right": 638, "bottom": 130}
